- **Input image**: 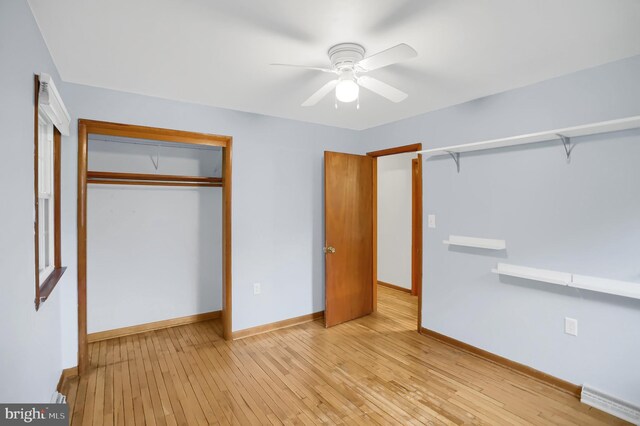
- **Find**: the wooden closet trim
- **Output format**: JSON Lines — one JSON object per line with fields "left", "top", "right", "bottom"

{"left": 78, "top": 119, "right": 231, "bottom": 146}
{"left": 87, "top": 180, "right": 223, "bottom": 187}
{"left": 87, "top": 171, "right": 222, "bottom": 182}
{"left": 77, "top": 119, "right": 233, "bottom": 374}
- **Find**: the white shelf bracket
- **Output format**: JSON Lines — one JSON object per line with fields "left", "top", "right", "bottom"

{"left": 447, "top": 151, "right": 460, "bottom": 173}
{"left": 557, "top": 133, "right": 573, "bottom": 162}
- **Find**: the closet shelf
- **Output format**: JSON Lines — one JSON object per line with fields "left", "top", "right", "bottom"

{"left": 87, "top": 171, "right": 223, "bottom": 187}
{"left": 443, "top": 235, "right": 506, "bottom": 250}
{"left": 492, "top": 263, "right": 640, "bottom": 300}
{"left": 417, "top": 115, "right": 640, "bottom": 157}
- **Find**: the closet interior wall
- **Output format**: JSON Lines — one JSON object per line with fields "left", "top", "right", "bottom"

{"left": 86, "top": 136, "right": 223, "bottom": 335}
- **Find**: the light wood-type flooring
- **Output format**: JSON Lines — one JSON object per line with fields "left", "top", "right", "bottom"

{"left": 61, "top": 285, "right": 626, "bottom": 425}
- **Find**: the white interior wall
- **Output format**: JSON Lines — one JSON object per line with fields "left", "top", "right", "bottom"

{"left": 377, "top": 153, "right": 414, "bottom": 289}
{"left": 87, "top": 139, "right": 222, "bottom": 333}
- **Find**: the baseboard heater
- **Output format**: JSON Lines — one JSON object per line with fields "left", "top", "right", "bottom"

{"left": 581, "top": 385, "right": 640, "bottom": 424}
{"left": 51, "top": 391, "right": 66, "bottom": 404}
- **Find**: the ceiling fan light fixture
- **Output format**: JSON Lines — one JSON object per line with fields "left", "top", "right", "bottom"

{"left": 335, "top": 80, "right": 359, "bottom": 103}
{"left": 335, "top": 75, "right": 359, "bottom": 103}
{"left": 276, "top": 42, "right": 415, "bottom": 107}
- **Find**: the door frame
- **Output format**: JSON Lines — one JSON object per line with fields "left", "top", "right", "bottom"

{"left": 366, "top": 143, "right": 423, "bottom": 331}
{"left": 77, "top": 119, "right": 233, "bottom": 374}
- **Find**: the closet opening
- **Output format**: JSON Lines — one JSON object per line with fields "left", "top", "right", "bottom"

{"left": 367, "top": 144, "right": 422, "bottom": 332}
{"left": 77, "top": 120, "right": 232, "bottom": 375}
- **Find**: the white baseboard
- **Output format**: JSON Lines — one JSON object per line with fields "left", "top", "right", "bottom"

{"left": 581, "top": 385, "right": 640, "bottom": 425}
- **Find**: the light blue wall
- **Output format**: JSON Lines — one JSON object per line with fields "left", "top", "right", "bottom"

{"left": 0, "top": 0, "right": 65, "bottom": 402}
{"left": 57, "top": 82, "right": 361, "bottom": 366}
{"left": 360, "top": 55, "right": 640, "bottom": 404}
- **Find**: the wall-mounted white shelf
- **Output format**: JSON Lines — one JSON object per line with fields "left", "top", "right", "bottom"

{"left": 492, "top": 263, "right": 640, "bottom": 300}
{"left": 444, "top": 235, "right": 506, "bottom": 250}
{"left": 417, "top": 115, "right": 640, "bottom": 159}
{"left": 491, "top": 263, "right": 571, "bottom": 286}
{"left": 572, "top": 275, "right": 640, "bottom": 300}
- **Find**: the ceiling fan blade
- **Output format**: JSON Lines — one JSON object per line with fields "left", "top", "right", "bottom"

{"left": 358, "top": 76, "right": 408, "bottom": 103}
{"left": 270, "top": 63, "right": 336, "bottom": 73}
{"left": 356, "top": 43, "right": 417, "bottom": 71}
{"left": 302, "top": 80, "right": 338, "bottom": 106}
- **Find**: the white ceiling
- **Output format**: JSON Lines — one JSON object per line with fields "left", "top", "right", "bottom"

{"left": 28, "top": 0, "right": 640, "bottom": 130}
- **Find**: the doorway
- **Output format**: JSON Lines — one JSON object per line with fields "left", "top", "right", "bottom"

{"left": 77, "top": 120, "right": 233, "bottom": 374}
{"left": 323, "top": 144, "right": 422, "bottom": 331}
{"left": 368, "top": 144, "right": 422, "bottom": 331}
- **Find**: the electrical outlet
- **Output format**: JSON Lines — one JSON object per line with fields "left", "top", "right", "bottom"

{"left": 565, "top": 317, "right": 578, "bottom": 336}
{"left": 428, "top": 214, "right": 436, "bottom": 228}
{"left": 253, "top": 282, "right": 261, "bottom": 295}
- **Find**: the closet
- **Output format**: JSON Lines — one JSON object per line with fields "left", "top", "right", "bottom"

{"left": 76, "top": 120, "right": 232, "bottom": 375}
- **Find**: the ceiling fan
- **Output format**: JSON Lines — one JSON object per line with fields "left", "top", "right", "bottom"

{"left": 271, "top": 43, "right": 417, "bottom": 108}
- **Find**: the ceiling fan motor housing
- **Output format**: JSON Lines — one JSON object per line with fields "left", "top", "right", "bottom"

{"left": 328, "top": 43, "right": 365, "bottom": 71}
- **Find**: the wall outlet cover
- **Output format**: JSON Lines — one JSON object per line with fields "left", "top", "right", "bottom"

{"left": 253, "top": 282, "right": 261, "bottom": 295}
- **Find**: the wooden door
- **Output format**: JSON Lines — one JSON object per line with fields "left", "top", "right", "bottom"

{"left": 324, "top": 151, "right": 373, "bottom": 327}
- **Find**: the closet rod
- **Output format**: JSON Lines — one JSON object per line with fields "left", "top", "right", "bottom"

{"left": 87, "top": 171, "right": 222, "bottom": 183}
{"left": 88, "top": 179, "right": 221, "bottom": 187}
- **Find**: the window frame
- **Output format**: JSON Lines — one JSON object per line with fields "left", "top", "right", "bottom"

{"left": 34, "top": 74, "right": 65, "bottom": 310}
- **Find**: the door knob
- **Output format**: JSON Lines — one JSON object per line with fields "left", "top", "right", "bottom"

{"left": 323, "top": 246, "right": 336, "bottom": 254}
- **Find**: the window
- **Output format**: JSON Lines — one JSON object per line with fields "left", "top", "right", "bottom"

{"left": 37, "top": 113, "right": 55, "bottom": 283}
{"left": 34, "top": 74, "right": 69, "bottom": 310}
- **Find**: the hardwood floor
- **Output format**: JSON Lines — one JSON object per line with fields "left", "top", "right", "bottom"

{"left": 61, "top": 285, "right": 626, "bottom": 425}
